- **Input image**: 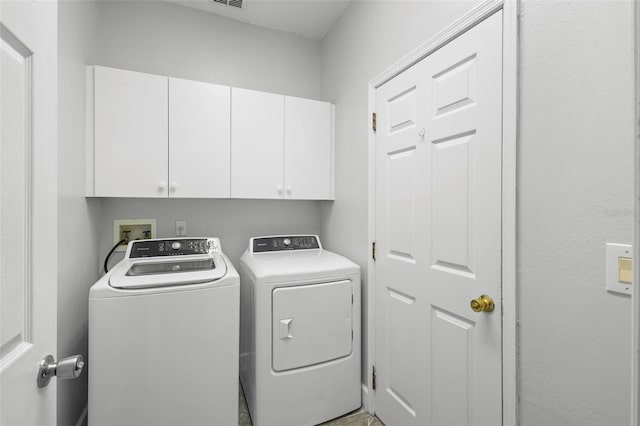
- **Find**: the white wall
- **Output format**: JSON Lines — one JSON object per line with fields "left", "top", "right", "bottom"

{"left": 518, "top": 1, "right": 634, "bottom": 424}
{"left": 99, "top": 199, "right": 321, "bottom": 268}
{"left": 320, "top": 0, "right": 482, "bottom": 388}
{"left": 57, "top": 1, "right": 101, "bottom": 425}
{"left": 97, "top": 0, "right": 323, "bottom": 99}
{"left": 321, "top": 0, "right": 634, "bottom": 423}
{"left": 95, "top": 0, "right": 326, "bottom": 269}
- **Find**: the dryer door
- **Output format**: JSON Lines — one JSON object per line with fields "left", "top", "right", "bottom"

{"left": 272, "top": 280, "right": 352, "bottom": 372}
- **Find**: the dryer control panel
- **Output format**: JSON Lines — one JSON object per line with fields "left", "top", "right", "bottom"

{"left": 252, "top": 235, "right": 320, "bottom": 253}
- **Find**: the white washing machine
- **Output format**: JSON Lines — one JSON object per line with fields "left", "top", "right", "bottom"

{"left": 239, "top": 235, "right": 361, "bottom": 426}
{"left": 89, "top": 237, "right": 239, "bottom": 426}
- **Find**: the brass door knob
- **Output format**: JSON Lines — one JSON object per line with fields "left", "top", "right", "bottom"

{"left": 470, "top": 294, "right": 494, "bottom": 313}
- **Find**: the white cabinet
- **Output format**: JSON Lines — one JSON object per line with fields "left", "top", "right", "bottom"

{"left": 231, "top": 88, "right": 285, "bottom": 199}
{"left": 231, "top": 88, "right": 333, "bottom": 200}
{"left": 90, "top": 67, "right": 231, "bottom": 198}
{"left": 89, "top": 66, "right": 332, "bottom": 200}
{"left": 284, "top": 96, "right": 332, "bottom": 200}
{"left": 93, "top": 66, "right": 168, "bottom": 197}
{"left": 169, "top": 78, "right": 230, "bottom": 198}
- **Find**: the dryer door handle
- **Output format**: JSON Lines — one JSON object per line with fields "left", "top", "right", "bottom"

{"left": 279, "top": 318, "right": 294, "bottom": 340}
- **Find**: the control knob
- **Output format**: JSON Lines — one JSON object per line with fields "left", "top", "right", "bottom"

{"left": 171, "top": 241, "right": 182, "bottom": 250}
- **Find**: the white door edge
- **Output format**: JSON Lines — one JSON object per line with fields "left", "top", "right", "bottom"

{"left": 364, "top": 83, "right": 376, "bottom": 413}
{"left": 501, "top": 2, "right": 519, "bottom": 425}
{"left": 364, "top": 0, "right": 519, "bottom": 423}
{"left": 632, "top": 0, "right": 640, "bottom": 423}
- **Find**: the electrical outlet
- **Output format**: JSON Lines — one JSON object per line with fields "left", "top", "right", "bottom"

{"left": 113, "top": 219, "right": 157, "bottom": 252}
{"left": 176, "top": 220, "right": 187, "bottom": 237}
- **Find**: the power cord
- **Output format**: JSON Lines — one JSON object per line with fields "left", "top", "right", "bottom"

{"left": 104, "top": 238, "right": 128, "bottom": 274}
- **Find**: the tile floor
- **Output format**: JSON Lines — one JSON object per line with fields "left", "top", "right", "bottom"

{"left": 239, "top": 385, "right": 384, "bottom": 426}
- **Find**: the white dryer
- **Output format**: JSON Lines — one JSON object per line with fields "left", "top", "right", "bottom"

{"left": 89, "top": 237, "right": 239, "bottom": 426}
{"left": 239, "top": 235, "right": 361, "bottom": 426}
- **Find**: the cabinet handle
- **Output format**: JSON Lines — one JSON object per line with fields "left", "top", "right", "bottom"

{"left": 285, "top": 185, "right": 292, "bottom": 194}
{"left": 159, "top": 181, "right": 167, "bottom": 191}
{"left": 277, "top": 185, "right": 283, "bottom": 195}
{"left": 170, "top": 182, "right": 178, "bottom": 191}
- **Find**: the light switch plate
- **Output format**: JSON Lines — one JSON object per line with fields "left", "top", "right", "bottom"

{"left": 606, "top": 243, "right": 633, "bottom": 296}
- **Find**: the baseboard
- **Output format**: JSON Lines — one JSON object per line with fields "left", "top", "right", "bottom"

{"left": 75, "top": 404, "right": 88, "bottom": 426}
{"left": 361, "top": 383, "right": 372, "bottom": 414}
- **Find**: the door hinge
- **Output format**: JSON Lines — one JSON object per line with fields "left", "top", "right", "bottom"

{"left": 372, "top": 365, "right": 377, "bottom": 391}
{"left": 372, "top": 241, "right": 376, "bottom": 261}
{"left": 372, "top": 112, "right": 377, "bottom": 132}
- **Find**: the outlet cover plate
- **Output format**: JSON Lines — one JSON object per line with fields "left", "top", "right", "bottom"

{"left": 175, "top": 220, "right": 187, "bottom": 237}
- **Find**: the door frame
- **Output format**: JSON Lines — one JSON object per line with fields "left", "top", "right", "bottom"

{"left": 365, "top": 1, "right": 519, "bottom": 423}
{"left": 632, "top": 0, "right": 639, "bottom": 423}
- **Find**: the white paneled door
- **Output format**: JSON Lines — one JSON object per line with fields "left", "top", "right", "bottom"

{"left": 0, "top": 0, "right": 58, "bottom": 424}
{"left": 375, "top": 12, "right": 503, "bottom": 426}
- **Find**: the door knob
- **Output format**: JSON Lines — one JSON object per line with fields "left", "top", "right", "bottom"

{"left": 37, "top": 354, "right": 84, "bottom": 388}
{"left": 470, "top": 294, "right": 494, "bottom": 313}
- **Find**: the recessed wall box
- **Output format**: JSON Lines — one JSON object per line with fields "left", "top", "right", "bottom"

{"left": 113, "top": 219, "right": 157, "bottom": 252}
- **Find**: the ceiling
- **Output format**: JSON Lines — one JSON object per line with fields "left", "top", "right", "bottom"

{"left": 165, "top": 0, "right": 352, "bottom": 40}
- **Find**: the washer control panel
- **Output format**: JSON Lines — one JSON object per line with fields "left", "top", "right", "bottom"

{"left": 252, "top": 235, "right": 320, "bottom": 253}
{"left": 128, "top": 238, "right": 218, "bottom": 258}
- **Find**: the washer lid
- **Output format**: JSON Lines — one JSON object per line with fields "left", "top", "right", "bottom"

{"left": 109, "top": 255, "right": 227, "bottom": 289}
{"left": 240, "top": 249, "right": 359, "bottom": 284}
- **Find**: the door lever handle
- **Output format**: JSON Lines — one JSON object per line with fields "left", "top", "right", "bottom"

{"left": 37, "top": 354, "right": 84, "bottom": 388}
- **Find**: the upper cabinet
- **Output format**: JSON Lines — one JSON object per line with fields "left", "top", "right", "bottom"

{"left": 231, "top": 89, "right": 334, "bottom": 200}
{"left": 89, "top": 66, "right": 231, "bottom": 198}
{"left": 93, "top": 66, "right": 168, "bottom": 197}
{"left": 87, "top": 66, "right": 333, "bottom": 200}
{"left": 284, "top": 96, "right": 332, "bottom": 200}
{"left": 169, "top": 78, "right": 230, "bottom": 198}
{"left": 231, "top": 88, "right": 285, "bottom": 199}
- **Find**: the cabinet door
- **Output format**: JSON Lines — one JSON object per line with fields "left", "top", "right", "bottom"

{"left": 169, "top": 78, "right": 230, "bottom": 198}
{"left": 94, "top": 66, "right": 168, "bottom": 197}
{"left": 231, "top": 88, "right": 284, "bottom": 199}
{"left": 284, "top": 97, "right": 332, "bottom": 200}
